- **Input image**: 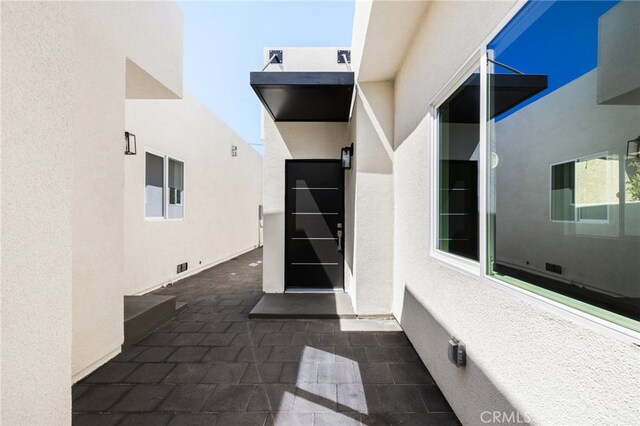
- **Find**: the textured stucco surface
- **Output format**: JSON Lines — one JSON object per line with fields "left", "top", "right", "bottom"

{"left": 349, "top": 93, "right": 394, "bottom": 315}
{"left": 1, "top": 3, "right": 75, "bottom": 424}
{"left": 70, "top": 1, "right": 183, "bottom": 384}
{"left": 1, "top": 2, "right": 183, "bottom": 424}
{"left": 353, "top": 0, "right": 428, "bottom": 82}
{"left": 124, "top": 93, "right": 263, "bottom": 296}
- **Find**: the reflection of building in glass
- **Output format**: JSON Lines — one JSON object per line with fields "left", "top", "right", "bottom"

{"left": 490, "top": 0, "right": 640, "bottom": 315}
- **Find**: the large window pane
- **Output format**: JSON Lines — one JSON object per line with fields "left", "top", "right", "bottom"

{"left": 488, "top": 0, "right": 640, "bottom": 321}
{"left": 438, "top": 71, "right": 480, "bottom": 261}
{"left": 168, "top": 158, "right": 184, "bottom": 219}
{"left": 145, "top": 152, "right": 164, "bottom": 218}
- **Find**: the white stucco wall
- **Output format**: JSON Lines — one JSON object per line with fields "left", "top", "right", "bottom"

{"left": 381, "top": 1, "right": 640, "bottom": 425}
{"left": 597, "top": 1, "right": 640, "bottom": 105}
{"left": 1, "top": 2, "right": 182, "bottom": 424}
{"left": 352, "top": 0, "right": 428, "bottom": 82}
{"left": 124, "top": 93, "right": 262, "bottom": 296}
{"left": 70, "top": 1, "right": 183, "bottom": 384}
{"left": 349, "top": 88, "right": 394, "bottom": 315}
{"left": 1, "top": 3, "right": 75, "bottom": 424}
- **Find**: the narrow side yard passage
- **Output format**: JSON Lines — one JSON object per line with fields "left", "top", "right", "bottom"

{"left": 72, "top": 248, "right": 460, "bottom": 426}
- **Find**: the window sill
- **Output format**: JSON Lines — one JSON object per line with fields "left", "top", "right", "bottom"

{"left": 430, "top": 249, "right": 481, "bottom": 277}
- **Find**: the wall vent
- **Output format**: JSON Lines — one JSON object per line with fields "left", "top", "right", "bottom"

{"left": 545, "top": 262, "right": 562, "bottom": 274}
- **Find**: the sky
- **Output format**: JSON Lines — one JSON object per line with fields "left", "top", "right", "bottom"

{"left": 177, "top": 1, "right": 356, "bottom": 154}
{"left": 489, "top": 0, "right": 619, "bottom": 120}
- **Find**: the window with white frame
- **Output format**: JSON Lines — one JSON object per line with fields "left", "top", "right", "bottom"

{"left": 436, "top": 70, "right": 480, "bottom": 262}
{"left": 485, "top": 0, "right": 639, "bottom": 325}
{"left": 145, "top": 151, "right": 184, "bottom": 220}
{"left": 145, "top": 152, "right": 165, "bottom": 218}
{"left": 432, "top": 0, "right": 639, "bottom": 329}
{"left": 168, "top": 158, "right": 184, "bottom": 219}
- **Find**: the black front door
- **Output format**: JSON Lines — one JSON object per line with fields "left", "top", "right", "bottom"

{"left": 285, "top": 160, "right": 344, "bottom": 290}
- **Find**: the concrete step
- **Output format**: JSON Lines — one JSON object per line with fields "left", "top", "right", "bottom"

{"left": 123, "top": 295, "right": 186, "bottom": 347}
{"left": 249, "top": 293, "right": 357, "bottom": 319}
{"left": 176, "top": 301, "right": 189, "bottom": 314}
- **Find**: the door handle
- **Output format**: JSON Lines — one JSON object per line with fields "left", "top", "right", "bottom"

{"left": 337, "top": 222, "right": 343, "bottom": 252}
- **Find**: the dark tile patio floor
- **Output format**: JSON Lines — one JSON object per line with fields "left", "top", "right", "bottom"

{"left": 72, "top": 248, "right": 459, "bottom": 426}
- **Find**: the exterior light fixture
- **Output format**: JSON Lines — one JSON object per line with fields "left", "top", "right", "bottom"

{"left": 231, "top": 145, "right": 238, "bottom": 157}
{"left": 341, "top": 144, "right": 353, "bottom": 169}
{"left": 124, "top": 131, "right": 136, "bottom": 155}
{"left": 627, "top": 136, "right": 640, "bottom": 159}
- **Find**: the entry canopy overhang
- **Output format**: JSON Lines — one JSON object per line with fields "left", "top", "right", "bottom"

{"left": 447, "top": 73, "right": 548, "bottom": 123}
{"left": 250, "top": 71, "right": 355, "bottom": 122}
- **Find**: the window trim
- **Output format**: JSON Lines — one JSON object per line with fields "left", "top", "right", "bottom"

{"left": 167, "top": 155, "right": 186, "bottom": 221}
{"left": 144, "top": 147, "right": 185, "bottom": 222}
{"left": 429, "top": 53, "right": 484, "bottom": 277}
{"left": 426, "top": 0, "right": 639, "bottom": 340}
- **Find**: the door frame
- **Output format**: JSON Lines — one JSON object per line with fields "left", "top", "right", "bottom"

{"left": 284, "top": 159, "right": 345, "bottom": 292}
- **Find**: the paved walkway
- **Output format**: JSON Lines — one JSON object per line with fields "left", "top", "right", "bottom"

{"left": 72, "top": 248, "right": 459, "bottom": 426}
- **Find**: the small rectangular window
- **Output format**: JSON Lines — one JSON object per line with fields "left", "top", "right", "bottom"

{"left": 145, "top": 151, "right": 184, "bottom": 220}
{"left": 168, "top": 158, "right": 184, "bottom": 219}
{"left": 145, "top": 152, "right": 164, "bottom": 218}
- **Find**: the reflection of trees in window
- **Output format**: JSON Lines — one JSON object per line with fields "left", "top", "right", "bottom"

{"left": 627, "top": 162, "right": 640, "bottom": 202}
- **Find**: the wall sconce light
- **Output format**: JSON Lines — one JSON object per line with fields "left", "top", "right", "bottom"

{"left": 124, "top": 131, "right": 136, "bottom": 155}
{"left": 627, "top": 136, "right": 640, "bottom": 159}
{"left": 231, "top": 145, "right": 238, "bottom": 157}
{"left": 341, "top": 143, "right": 353, "bottom": 169}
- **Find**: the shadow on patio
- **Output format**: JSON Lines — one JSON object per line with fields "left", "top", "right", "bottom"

{"left": 72, "top": 248, "right": 459, "bottom": 426}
